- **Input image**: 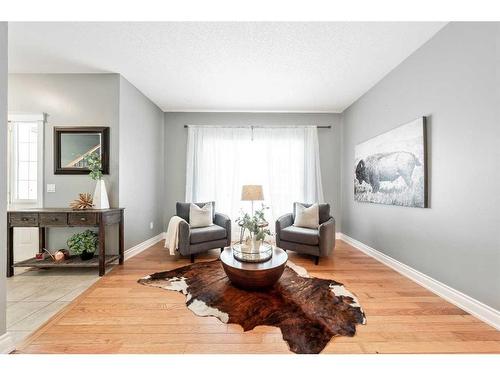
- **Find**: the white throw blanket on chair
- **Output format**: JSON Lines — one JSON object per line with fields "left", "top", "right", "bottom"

{"left": 164, "top": 216, "right": 187, "bottom": 255}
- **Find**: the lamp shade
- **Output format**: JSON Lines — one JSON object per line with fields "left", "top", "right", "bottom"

{"left": 241, "top": 185, "right": 264, "bottom": 201}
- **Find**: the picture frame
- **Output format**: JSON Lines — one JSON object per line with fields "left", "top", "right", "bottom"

{"left": 53, "top": 126, "right": 109, "bottom": 175}
{"left": 354, "top": 117, "right": 428, "bottom": 208}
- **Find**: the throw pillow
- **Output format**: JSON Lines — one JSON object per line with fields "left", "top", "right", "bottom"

{"left": 189, "top": 202, "right": 213, "bottom": 228}
{"left": 293, "top": 203, "right": 319, "bottom": 229}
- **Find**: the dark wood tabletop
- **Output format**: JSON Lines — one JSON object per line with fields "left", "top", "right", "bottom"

{"left": 220, "top": 246, "right": 287, "bottom": 270}
{"left": 8, "top": 207, "right": 124, "bottom": 213}
{"left": 220, "top": 246, "right": 288, "bottom": 289}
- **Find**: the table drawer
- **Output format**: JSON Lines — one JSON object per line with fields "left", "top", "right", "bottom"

{"left": 9, "top": 213, "right": 39, "bottom": 226}
{"left": 68, "top": 212, "right": 97, "bottom": 226}
{"left": 40, "top": 213, "right": 67, "bottom": 226}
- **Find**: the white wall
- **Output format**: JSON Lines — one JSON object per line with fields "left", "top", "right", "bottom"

{"left": 341, "top": 22, "right": 500, "bottom": 310}
{"left": 119, "top": 77, "right": 164, "bottom": 248}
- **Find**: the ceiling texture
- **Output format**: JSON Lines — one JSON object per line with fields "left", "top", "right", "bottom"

{"left": 8, "top": 22, "right": 446, "bottom": 112}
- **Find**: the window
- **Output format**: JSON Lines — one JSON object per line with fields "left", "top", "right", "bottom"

{"left": 8, "top": 115, "right": 45, "bottom": 206}
{"left": 185, "top": 126, "right": 324, "bottom": 237}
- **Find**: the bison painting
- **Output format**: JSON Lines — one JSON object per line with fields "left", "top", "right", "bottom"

{"left": 355, "top": 152, "right": 421, "bottom": 193}
{"left": 354, "top": 117, "right": 427, "bottom": 208}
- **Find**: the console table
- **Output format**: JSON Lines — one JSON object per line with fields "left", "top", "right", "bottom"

{"left": 7, "top": 208, "right": 124, "bottom": 277}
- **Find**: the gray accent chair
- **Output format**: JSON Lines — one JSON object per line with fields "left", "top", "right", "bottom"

{"left": 275, "top": 202, "right": 335, "bottom": 265}
{"left": 176, "top": 202, "right": 231, "bottom": 262}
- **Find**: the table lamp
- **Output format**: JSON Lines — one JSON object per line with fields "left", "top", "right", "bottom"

{"left": 241, "top": 185, "right": 264, "bottom": 215}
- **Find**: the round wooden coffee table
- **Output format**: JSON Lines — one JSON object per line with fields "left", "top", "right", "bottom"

{"left": 220, "top": 247, "right": 288, "bottom": 289}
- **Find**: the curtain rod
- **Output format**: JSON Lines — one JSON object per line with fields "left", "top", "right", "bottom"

{"left": 183, "top": 124, "right": 332, "bottom": 129}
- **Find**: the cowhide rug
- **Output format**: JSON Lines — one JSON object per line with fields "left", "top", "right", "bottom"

{"left": 138, "top": 260, "right": 366, "bottom": 354}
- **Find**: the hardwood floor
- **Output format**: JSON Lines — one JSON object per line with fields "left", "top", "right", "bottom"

{"left": 15, "top": 240, "right": 500, "bottom": 354}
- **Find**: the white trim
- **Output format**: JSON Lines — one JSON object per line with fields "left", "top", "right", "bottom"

{"left": 8, "top": 113, "right": 45, "bottom": 122}
{"left": 338, "top": 233, "right": 500, "bottom": 330}
{"left": 124, "top": 232, "right": 166, "bottom": 260}
{"left": 0, "top": 332, "right": 15, "bottom": 354}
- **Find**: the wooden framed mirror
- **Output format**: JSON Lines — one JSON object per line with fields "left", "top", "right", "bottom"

{"left": 54, "top": 126, "right": 109, "bottom": 175}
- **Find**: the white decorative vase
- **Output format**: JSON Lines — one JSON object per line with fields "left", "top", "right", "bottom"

{"left": 93, "top": 179, "right": 110, "bottom": 209}
{"left": 250, "top": 237, "right": 261, "bottom": 253}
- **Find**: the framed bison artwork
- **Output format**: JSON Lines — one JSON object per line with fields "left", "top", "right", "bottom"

{"left": 354, "top": 117, "right": 428, "bottom": 208}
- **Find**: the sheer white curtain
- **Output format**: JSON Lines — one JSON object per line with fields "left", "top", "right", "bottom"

{"left": 185, "top": 126, "right": 324, "bottom": 237}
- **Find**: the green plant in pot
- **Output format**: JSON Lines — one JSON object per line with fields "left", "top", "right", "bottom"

{"left": 84, "top": 151, "right": 110, "bottom": 209}
{"left": 67, "top": 229, "right": 99, "bottom": 260}
{"left": 236, "top": 205, "right": 271, "bottom": 251}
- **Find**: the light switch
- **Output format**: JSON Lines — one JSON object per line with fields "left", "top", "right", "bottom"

{"left": 47, "top": 184, "right": 56, "bottom": 193}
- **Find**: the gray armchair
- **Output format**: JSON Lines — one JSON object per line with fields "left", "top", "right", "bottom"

{"left": 275, "top": 202, "right": 335, "bottom": 265}
{"left": 176, "top": 202, "right": 231, "bottom": 262}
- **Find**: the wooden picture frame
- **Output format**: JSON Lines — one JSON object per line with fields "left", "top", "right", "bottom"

{"left": 54, "top": 126, "right": 109, "bottom": 175}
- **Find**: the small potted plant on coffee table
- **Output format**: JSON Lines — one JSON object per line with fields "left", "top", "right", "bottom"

{"left": 236, "top": 205, "right": 271, "bottom": 251}
{"left": 67, "top": 229, "right": 99, "bottom": 260}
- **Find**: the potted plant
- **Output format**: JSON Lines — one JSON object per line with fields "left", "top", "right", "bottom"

{"left": 85, "top": 151, "right": 109, "bottom": 209}
{"left": 236, "top": 205, "right": 271, "bottom": 251}
{"left": 67, "top": 229, "right": 99, "bottom": 260}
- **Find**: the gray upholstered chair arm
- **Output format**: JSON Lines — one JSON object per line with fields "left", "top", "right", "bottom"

{"left": 319, "top": 217, "right": 335, "bottom": 257}
{"left": 275, "top": 213, "right": 293, "bottom": 247}
{"left": 178, "top": 220, "right": 191, "bottom": 255}
{"left": 214, "top": 212, "right": 231, "bottom": 246}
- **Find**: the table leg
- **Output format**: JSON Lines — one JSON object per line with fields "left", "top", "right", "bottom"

{"left": 99, "top": 220, "right": 106, "bottom": 276}
{"left": 119, "top": 211, "right": 124, "bottom": 265}
{"left": 38, "top": 227, "right": 46, "bottom": 253}
{"left": 7, "top": 226, "right": 14, "bottom": 278}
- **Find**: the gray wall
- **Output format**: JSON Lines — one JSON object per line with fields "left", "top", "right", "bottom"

{"left": 8, "top": 74, "right": 121, "bottom": 249}
{"left": 341, "top": 23, "right": 500, "bottom": 310}
{"left": 119, "top": 77, "right": 164, "bottom": 248}
{"left": 163, "top": 112, "right": 342, "bottom": 229}
{"left": 0, "top": 22, "right": 8, "bottom": 339}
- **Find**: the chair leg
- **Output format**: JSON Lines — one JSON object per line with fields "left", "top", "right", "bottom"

{"left": 190, "top": 254, "right": 195, "bottom": 263}
{"left": 314, "top": 256, "right": 319, "bottom": 265}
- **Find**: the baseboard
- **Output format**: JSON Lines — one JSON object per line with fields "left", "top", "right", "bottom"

{"left": 0, "top": 332, "right": 15, "bottom": 354}
{"left": 335, "top": 232, "right": 341, "bottom": 239}
{"left": 124, "top": 232, "right": 166, "bottom": 260}
{"left": 338, "top": 233, "right": 500, "bottom": 331}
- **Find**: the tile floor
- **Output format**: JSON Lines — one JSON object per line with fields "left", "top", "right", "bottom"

{"left": 6, "top": 267, "right": 99, "bottom": 346}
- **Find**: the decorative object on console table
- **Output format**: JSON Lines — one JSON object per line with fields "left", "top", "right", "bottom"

{"left": 69, "top": 192, "right": 94, "bottom": 209}
{"left": 54, "top": 250, "right": 65, "bottom": 263}
{"left": 6, "top": 208, "right": 124, "bottom": 277}
{"left": 85, "top": 151, "right": 110, "bottom": 209}
{"left": 38, "top": 248, "right": 68, "bottom": 263}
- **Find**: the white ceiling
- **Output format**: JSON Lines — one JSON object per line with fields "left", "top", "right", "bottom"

{"left": 8, "top": 22, "right": 446, "bottom": 112}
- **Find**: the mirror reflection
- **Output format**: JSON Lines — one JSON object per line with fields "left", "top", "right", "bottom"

{"left": 54, "top": 126, "right": 109, "bottom": 175}
{"left": 60, "top": 133, "right": 102, "bottom": 168}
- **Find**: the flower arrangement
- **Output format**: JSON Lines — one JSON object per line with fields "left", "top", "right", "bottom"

{"left": 67, "top": 229, "right": 99, "bottom": 260}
